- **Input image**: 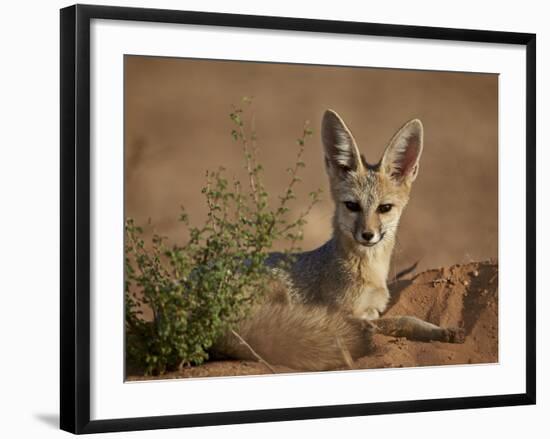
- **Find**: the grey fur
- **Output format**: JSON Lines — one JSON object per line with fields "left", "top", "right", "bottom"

{"left": 212, "top": 111, "right": 463, "bottom": 371}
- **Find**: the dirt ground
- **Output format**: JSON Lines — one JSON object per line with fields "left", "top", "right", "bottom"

{"left": 127, "top": 260, "right": 498, "bottom": 380}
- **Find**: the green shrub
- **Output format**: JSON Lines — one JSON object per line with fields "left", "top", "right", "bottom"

{"left": 125, "top": 99, "right": 321, "bottom": 375}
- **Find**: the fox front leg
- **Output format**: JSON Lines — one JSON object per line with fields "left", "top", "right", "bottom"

{"left": 352, "top": 286, "right": 390, "bottom": 321}
{"left": 373, "top": 316, "right": 465, "bottom": 343}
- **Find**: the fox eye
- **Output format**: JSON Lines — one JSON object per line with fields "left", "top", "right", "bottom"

{"left": 377, "top": 204, "right": 393, "bottom": 214}
{"left": 344, "top": 201, "right": 361, "bottom": 212}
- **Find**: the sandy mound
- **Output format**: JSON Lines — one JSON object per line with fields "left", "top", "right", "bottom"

{"left": 127, "top": 261, "right": 497, "bottom": 381}
{"left": 356, "top": 260, "right": 498, "bottom": 369}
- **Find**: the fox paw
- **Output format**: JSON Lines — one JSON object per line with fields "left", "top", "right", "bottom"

{"left": 360, "top": 308, "right": 380, "bottom": 320}
{"left": 445, "top": 327, "right": 466, "bottom": 344}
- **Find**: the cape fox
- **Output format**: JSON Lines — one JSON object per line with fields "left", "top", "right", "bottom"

{"left": 213, "top": 110, "right": 464, "bottom": 371}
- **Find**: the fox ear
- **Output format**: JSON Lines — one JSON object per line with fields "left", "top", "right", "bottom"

{"left": 380, "top": 119, "right": 423, "bottom": 185}
{"left": 322, "top": 110, "right": 364, "bottom": 177}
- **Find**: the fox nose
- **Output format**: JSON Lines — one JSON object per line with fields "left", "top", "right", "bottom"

{"left": 362, "top": 231, "right": 375, "bottom": 242}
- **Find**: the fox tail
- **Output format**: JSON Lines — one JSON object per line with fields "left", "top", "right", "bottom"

{"left": 212, "top": 304, "right": 465, "bottom": 371}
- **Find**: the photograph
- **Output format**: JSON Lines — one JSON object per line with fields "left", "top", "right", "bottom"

{"left": 123, "top": 55, "right": 499, "bottom": 381}
{"left": 0, "top": 0, "right": 542, "bottom": 436}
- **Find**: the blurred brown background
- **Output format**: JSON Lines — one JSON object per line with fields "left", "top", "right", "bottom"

{"left": 125, "top": 56, "right": 498, "bottom": 274}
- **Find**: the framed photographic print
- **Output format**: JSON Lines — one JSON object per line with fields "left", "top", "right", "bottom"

{"left": 60, "top": 4, "right": 536, "bottom": 434}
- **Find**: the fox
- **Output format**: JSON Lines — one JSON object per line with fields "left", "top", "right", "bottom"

{"left": 212, "top": 110, "right": 464, "bottom": 371}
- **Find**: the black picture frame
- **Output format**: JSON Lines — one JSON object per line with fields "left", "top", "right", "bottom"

{"left": 60, "top": 4, "right": 536, "bottom": 434}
